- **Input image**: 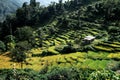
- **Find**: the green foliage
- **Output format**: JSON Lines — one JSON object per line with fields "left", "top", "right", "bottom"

{"left": 7, "top": 42, "right": 15, "bottom": 50}
{"left": 4, "top": 35, "right": 16, "bottom": 50}
{"left": 0, "top": 69, "right": 40, "bottom": 80}
{"left": 41, "top": 66, "right": 94, "bottom": 80}
{"left": 11, "top": 41, "right": 32, "bottom": 67}
{"left": 0, "top": 41, "right": 6, "bottom": 52}
{"left": 107, "top": 61, "right": 120, "bottom": 71}
{"left": 108, "top": 26, "right": 120, "bottom": 42}
{"left": 4, "top": 35, "right": 15, "bottom": 43}
{"left": 42, "top": 66, "right": 120, "bottom": 80}
{"left": 87, "top": 51, "right": 108, "bottom": 60}
{"left": 88, "top": 70, "right": 120, "bottom": 80}
{"left": 1, "top": 1, "right": 120, "bottom": 79}
{"left": 11, "top": 48, "right": 26, "bottom": 63}
{"left": 16, "top": 41, "right": 32, "bottom": 51}
{"left": 0, "top": 67, "right": 119, "bottom": 80}
{"left": 15, "top": 26, "right": 33, "bottom": 41}
{"left": 55, "top": 44, "right": 76, "bottom": 54}
{"left": 41, "top": 50, "right": 58, "bottom": 56}
{"left": 16, "top": 0, "right": 41, "bottom": 26}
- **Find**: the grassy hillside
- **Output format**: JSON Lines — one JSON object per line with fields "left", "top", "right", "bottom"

{"left": 0, "top": 0, "right": 120, "bottom": 79}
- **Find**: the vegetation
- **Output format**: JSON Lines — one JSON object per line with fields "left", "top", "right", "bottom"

{"left": 0, "top": 0, "right": 120, "bottom": 79}
{"left": 0, "top": 67, "right": 119, "bottom": 80}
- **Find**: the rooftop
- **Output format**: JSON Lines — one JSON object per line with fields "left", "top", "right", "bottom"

{"left": 84, "top": 36, "right": 95, "bottom": 41}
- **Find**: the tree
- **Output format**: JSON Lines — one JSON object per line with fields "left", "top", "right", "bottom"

{"left": 11, "top": 48, "right": 26, "bottom": 68}
{"left": 15, "top": 26, "right": 33, "bottom": 41}
{"left": 16, "top": 41, "right": 32, "bottom": 51}
{"left": 57, "top": 0, "right": 65, "bottom": 14}
{"left": 30, "top": 0, "right": 36, "bottom": 7}
{"left": 11, "top": 41, "right": 32, "bottom": 68}
{"left": 40, "top": 8, "right": 50, "bottom": 23}
{"left": 22, "top": 2, "right": 28, "bottom": 8}
{"left": 16, "top": 8, "right": 27, "bottom": 26}
{"left": 1, "top": 15, "right": 16, "bottom": 38}
{"left": 48, "top": 2, "right": 57, "bottom": 15}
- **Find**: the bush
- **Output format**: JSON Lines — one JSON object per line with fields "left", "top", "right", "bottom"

{"left": 0, "top": 41, "right": 6, "bottom": 52}
{"left": 55, "top": 45, "right": 76, "bottom": 54}
{"left": 16, "top": 41, "right": 32, "bottom": 51}
{"left": 46, "top": 67, "right": 71, "bottom": 80}
{"left": 40, "top": 50, "right": 58, "bottom": 56}
{"left": 7, "top": 42, "right": 15, "bottom": 50}
{"left": 32, "top": 53, "right": 41, "bottom": 57}
{"left": 4, "top": 35, "right": 15, "bottom": 43}
{"left": 0, "top": 69, "right": 40, "bottom": 80}
{"left": 44, "top": 67, "right": 94, "bottom": 80}
{"left": 88, "top": 70, "right": 120, "bottom": 80}
{"left": 0, "top": 68, "right": 119, "bottom": 80}
{"left": 107, "top": 62, "right": 120, "bottom": 71}
{"left": 55, "top": 45, "right": 64, "bottom": 52}
{"left": 11, "top": 48, "right": 26, "bottom": 63}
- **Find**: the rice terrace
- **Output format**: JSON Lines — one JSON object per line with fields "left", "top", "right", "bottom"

{"left": 0, "top": 0, "right": 120, "bottom": 79}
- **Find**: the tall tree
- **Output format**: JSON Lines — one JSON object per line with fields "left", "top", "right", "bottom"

{"left": 30, "top": 0, "right": 36, "bottom": 7}
{"left": 57, "top": 0, "right": 65, "bottom": 14}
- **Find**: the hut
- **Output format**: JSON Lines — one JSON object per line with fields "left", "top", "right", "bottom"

{"left": 83, "top": 36, "right": 95, "bottom": 44}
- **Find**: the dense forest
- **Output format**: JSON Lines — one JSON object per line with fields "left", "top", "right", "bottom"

{"left": 0, "top": 0, "right": 120, "bottom": 79}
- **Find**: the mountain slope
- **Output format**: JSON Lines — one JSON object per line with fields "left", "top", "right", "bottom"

{"left": 0, "top": 0, "right": 21, "bottom": 22}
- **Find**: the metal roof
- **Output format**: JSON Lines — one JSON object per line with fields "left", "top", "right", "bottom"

{"left": 84, "top": 36, "right": 95, "bottom": 40}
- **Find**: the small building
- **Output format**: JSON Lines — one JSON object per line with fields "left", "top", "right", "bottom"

{"left": 84, "top": 36, "right": 95, "bottom": 41}
{"left": 83, "top": 36, "right": 95, "bottom": 44}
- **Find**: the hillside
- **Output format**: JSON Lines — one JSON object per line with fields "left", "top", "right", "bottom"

{"left": 0, "top": 0, "right": 21, "bottom": 22}
{"left": 0, "top": 0, "right": 120, "bottom": 79}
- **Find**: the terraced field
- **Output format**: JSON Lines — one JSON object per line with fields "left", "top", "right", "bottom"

{"left": 24, "top": 29, "right": 120, "bottom": 71}
{"left": 0, "top": 29, "right": 120, "bottom": 71}
{"left": 24, "top": 51, "right": 120, "bottom": 71}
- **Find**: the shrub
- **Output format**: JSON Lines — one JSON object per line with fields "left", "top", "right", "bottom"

{"left": 32, "top": 53, "right": 41, "bottom": 57}
{"left": 55, "top": 45, "right": 64, "bottom": 52}
{"left": 55, "top": 45, "right": 76, "bottom": 54}
{"left": 0, "top": 69, "right": 40, "bottom": 80}
{"left": 45, "top": 67, "right": 94, "bottom": 80}
{"left": 107, "top": 61, "right": 120, "bottom": 71}
{"left": 7, "top": 42, "right": 15, "bottom": 50}
{"left": 0, "top": 68, "right": 119, "bottom": 80}
{"left": 16, "top": 41, "right": 32, "bottom": 51}
{"left": 79, "top": 44, "right": 95, "bottom": 52}
{"left": 41, "top": 50, "right": 58, "bottom": 56}
{"left": 4, "top": 35, "right": 15, "bottom": 43}
{"left": 88, "top": 70, "right": 120, "bottom": 80}
{"left": 0, "top": 41, "right": 6, "bottom": 52}
{"left": 46, "top": 67, "right": 71, "bottom": 80}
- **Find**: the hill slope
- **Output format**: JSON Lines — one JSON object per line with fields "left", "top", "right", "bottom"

{"left": 0, "top": 0, "right": 120, "bottom": 78}
{"left": 0, "top": 0, "right": 21, "bottom": 22}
